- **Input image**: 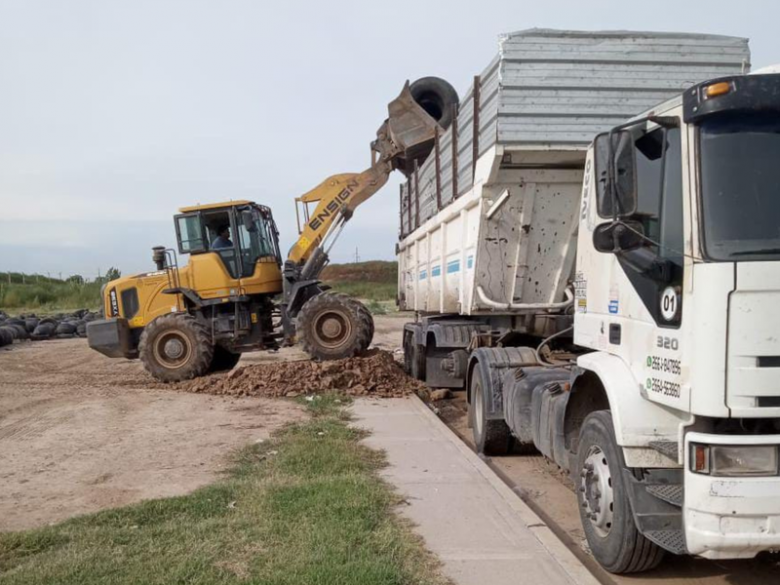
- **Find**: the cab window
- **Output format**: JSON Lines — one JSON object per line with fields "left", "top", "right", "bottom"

{"left": 237, "top": 211, "right": 279, "bottom": 277}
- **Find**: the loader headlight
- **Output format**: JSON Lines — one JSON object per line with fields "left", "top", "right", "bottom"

{"left": 691, "top": 443, "right": 779, "bottom": 477}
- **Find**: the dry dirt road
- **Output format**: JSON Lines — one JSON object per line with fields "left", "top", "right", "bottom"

{"left": 0, "top": 313, "right": 408, "bottom": 532}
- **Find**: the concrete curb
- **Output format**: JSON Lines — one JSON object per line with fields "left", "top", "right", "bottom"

{"left": 408, "top": 394, "right": 601, "bottom": 585}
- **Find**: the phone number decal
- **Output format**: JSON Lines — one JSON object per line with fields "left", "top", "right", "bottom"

{"left": 646, "top": 356, "right": 681, "bottom": 376}
{"left": 646, "top": 377, "right": 681, "bottom": 399}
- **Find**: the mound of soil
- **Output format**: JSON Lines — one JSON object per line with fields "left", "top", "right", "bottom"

{"left": 169, "top": 349, "right": 425, "bottom": 398}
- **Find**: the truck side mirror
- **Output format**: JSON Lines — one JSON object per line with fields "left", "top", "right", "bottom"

{"left": 594, "top": 131, "right": 637, "bottom": 219}
{"left": 593, "top": 221, "right": 645, "bottom": 253}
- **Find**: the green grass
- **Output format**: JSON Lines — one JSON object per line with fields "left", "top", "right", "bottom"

{"left": 326, "top": 281, "right": 397, "bottom": 302}
{"left": 0, "top": 395, "right": 446, "bottom": 585}
{"left": 0, "top": 273, "right": 104, "bottom": 312}
{"left": 322, "top": 261, "right": 398, "bottom": 302}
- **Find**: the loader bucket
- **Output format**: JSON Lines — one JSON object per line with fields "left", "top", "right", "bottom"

{"left": 375, "top": 77, "right": 459, "bottom": 176}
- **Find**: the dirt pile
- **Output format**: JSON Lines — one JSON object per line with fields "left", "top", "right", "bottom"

{"left": 169, "top": 349, "right": 425, "bottom": 398}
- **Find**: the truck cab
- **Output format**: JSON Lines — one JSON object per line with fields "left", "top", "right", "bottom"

{"left": 574, "top": 71, "right": 780, "bottom": 564}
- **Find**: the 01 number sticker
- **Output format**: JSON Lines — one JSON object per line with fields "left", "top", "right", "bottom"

{"left": 660, "top": 286, "right": 679, "bottom": 321}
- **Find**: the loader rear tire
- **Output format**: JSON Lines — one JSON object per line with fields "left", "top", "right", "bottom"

{"left": 139, "top": 314, "right": 214, "bottom": 382}
{"left": 298, "top": 293, "right": 374, "bottom": 361}
{"left": 209, "top": 345, "right": 241, "bottom": 373}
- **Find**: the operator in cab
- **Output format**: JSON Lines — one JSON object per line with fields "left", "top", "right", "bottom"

{"left": 211, "top": 225, "right": 233, "bottom": 249}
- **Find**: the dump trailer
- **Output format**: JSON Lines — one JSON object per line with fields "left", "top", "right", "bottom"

{"left": 398, "top": 29, "right": 780, "bottom": 572}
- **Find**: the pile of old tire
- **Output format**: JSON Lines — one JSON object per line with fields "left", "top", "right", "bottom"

{"left": 0, "top": 309, "right": 100, "bottom": 347}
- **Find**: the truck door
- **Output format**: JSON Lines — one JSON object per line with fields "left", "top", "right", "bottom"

{"left": 578, "top": 115, "right": 688, "bottom": 411}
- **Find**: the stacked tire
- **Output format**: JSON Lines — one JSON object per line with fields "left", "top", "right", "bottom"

{"left": 0, "top": 309, "right": 100, "bottom": 347}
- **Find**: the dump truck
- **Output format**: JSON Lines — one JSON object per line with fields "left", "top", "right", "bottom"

{"left": 87, "top": 77, "right": 459, "bottom": 381}
{"left": 398, "top": 29, "right": 780, "bottom": 572}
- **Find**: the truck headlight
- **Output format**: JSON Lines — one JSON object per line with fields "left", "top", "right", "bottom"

{"left": 691, "top": 443, "right": 779, "bottom": 477}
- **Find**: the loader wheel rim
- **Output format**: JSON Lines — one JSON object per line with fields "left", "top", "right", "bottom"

{"left": 153, "top": 331, "right": 192, "bottom": 370}
{"left": 580, "top": 445, "right": 614, "bottom": 538}
{"left": 311, "top": 309, "right": 352, "bottom": 350}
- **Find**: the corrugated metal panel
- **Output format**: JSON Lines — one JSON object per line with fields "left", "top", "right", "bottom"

{"left": 497, "top": 29, "right": 749, "bottom": 147}
{"left": 399, "top": 29, "right": 750, "bottom": 236}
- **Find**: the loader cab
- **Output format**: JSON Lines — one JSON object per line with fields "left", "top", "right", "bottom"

{"left": 175, "top": 201, "right": 282, "bottom": 294}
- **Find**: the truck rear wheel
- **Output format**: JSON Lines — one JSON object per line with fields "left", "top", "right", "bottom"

{"left": 209, "top": 345, "right": 241, "bottom": 373}
{"left": 139, "top": 314, "right": 214, "bottom": 382}
{"left": 469, "top": 363, "right": 511, "bottom": 455}
{"left": 402, "top": 330, "right": 425, "bottom": 380}
{"left": 298, "top": 293, "right": 374, "bottom": 361}
{"left": 576, "top": 411, "right": 665, "bottom": 573}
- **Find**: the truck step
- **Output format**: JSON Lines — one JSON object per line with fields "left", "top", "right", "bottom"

{"left": 646, "top": 483, "right": 684, "bottom": 507}
{"left": 649, "top": 440, "right": 679, "bottom": 461}
{"left": 644, "top": 529, "right": 687, "bottom": 555}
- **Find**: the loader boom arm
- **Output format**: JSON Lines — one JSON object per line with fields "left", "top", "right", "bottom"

{"left": 287, "top": 160, "right": 392, "bottom": 265}
{"left": 286, "top": 79, "right": 451, "bottom": 270}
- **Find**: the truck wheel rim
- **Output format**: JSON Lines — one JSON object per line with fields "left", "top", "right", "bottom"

{"left": 154, "top": 332, "right": 192, "bottom": 369}
{"left": 473, "top": 381, "right": 484, "bottom": 438}
{"left": 580, "top": 445, "right": 614, "bottom": 538}
{"left": 312, "top": 310, "right": 352, "bottom": 350}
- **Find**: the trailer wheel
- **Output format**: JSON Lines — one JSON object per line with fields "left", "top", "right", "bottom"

{"left": 298, "top": 293, "right": 374, "bottom": 361}
{"left": 576, "top": 411, "right": 665, "bottom": 573}
{"left": 209, "top": 345, "right": 241, "bottom": 373}
{"left": 139, "top": 314, "right": 214, "bottom": 382}
{"left": 469, "top": 363, "right": 511, "bottom": 455}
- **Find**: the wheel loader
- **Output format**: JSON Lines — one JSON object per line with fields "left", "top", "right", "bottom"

{"left": 87, "top": 77, "right": 459, "bottom": 381}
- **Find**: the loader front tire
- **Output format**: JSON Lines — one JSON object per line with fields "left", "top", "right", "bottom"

{"left": 139, "top": 314, "right": 214, "bottom": 382}
{"left": 298, "top": 293, "right": 373, "bottom": 361}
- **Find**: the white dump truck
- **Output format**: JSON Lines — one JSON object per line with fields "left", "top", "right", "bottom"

{"left": 398, "top": 29, "right": 780, "bottom": 572}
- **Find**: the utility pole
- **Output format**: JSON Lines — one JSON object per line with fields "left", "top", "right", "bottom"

{"left": 354, "top": 247, "right": 360, "bottom": 263}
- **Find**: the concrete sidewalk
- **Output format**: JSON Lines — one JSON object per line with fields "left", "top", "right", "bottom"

{"left": 352, "top": 396, "right": 599, "bottom": 585}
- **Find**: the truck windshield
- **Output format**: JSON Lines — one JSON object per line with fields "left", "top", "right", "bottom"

{"left": 700, "top": 114, "right": 780, "bottom": 261}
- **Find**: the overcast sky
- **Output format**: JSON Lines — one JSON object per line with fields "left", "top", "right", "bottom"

{"left": 0, "top": 0, "right": 777, "bottom": 278}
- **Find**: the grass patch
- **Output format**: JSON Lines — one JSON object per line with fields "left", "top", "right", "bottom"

{"left": 322, "top": 261, "right": 398, "bottom": 302}
{"left": 324, "top": 281, "right": 397, "bottom": 302}
{"left": 0, "top": 395, "right": 445, "bottom": 585}
{"left": 0, "top": 272, "right": 106, "bottom": 312}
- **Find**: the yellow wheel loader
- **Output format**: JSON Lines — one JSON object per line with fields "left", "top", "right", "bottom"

{"left": 87, "top": 77, "right": 459, "bottom": 381}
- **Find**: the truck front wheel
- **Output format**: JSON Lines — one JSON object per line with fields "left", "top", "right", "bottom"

{"left": 139, "top": 314, "right": 214, "bottom": 382}
{"left": 575, "top": 411, "right": 665, "bottom": 573}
